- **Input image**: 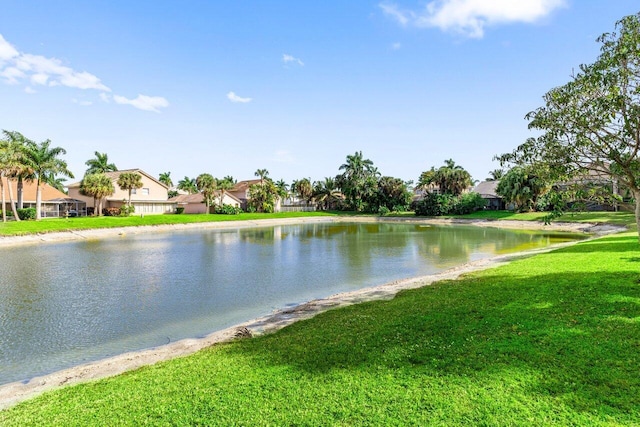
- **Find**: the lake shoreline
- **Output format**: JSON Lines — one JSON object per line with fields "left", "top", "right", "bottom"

{"left": 0, "top": 217, "right": 626, "bottom": 410}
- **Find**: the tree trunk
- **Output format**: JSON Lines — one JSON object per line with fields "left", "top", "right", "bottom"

{"left": 1, "top": 175, "right": 6, "bottom": 223}
{"left": 7, "top": 179, "right": 20, "bottom": 221}
{"left": 17, "top": 176, "right": 23, "bottom": 210}
{"left": 35, "top": 180, "right": 42, "bottom": 220}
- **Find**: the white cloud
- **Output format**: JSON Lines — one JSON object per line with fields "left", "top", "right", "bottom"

{"left": 112, "top": 94, "right": 170, "bottom": 113}
{"left": 72, "top": 98, "right": 93, "bottom": 106}
{"left": 0, "top": 34, "right": 19, "bottom": 62}
{"left": 227, "top": 91, "right": 252, "bottom": 103}
{"left": 24, "top": 86, "right": 36, "bottom": 94}
{"left": 283, "top": 54, "right": 304, "bottom": 66}
{"left": 0, "top": 33, "right": 170, "bottom": 112}
{"left": 273, "top": 150, "right": 295, "bottom": 163}
{"left": 380, "top": 0, "right": 566, "bottom": 38}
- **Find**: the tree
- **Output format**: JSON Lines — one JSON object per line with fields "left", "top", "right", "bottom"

{"left": 433, "top": 159, "right": 473, "bottom": 196}
{"left": 254, "top": 169, "right": 269, "bottom": 184}
{"left": 0, "top": 134, "right": 23, "bottom": 221}
{"left": 85, "top": 151, "right": 117, "bottom": 175}
{"left": 216, "top": 176, "right": 235, "bottom": 208}
{"left": 313, "top": 177, "right": 344, "bottom": 210}
{"left": 196, "top": 173, "right": 217, "bottom": 213}
{"left": 177, "top": 176, "right": 198, "bottom": 194}
{"left": 2, "top": 130, "right": 34, "bottom": 209}
{"left": 159, "top": 171, "right": 173, "bottom": 188}
{"left": 22, "top": 139, "right": 74, "bottom": 220}
{"left": 496, "top": 167, "right": 547, "bottom": 212}
{"left": 487, "top": 169, "right": 505, "bottom": 181}
{"left": 336, "top": 151, "right": 379, "bottom": 211}
{"left": 248, "top": 179, "right": 278, "bottom": 213}
{"left": 376, "top": 176, "right": 413, "bottom": 211}
{"left": 496, "top": 13, "right": 640, "bottom": 239}
{"left": 80, "top": 173, "right": 114, "bottom": 216}
{"left": 292, "top": 178, "right": 313, "bottom": 203}
{"left": 117, "top": 172, "right": 143, "bottom": 210}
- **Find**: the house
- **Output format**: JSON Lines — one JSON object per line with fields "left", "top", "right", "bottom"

{"left": 1, "top": 177, "right": 87, "bottom": 217}
{"left": 227, "top": 179, "right": 262, "bottom": 210}
{"left": 169, "top": 191, "right": 242, "bottom": 214}
{"left": 472, "top": 181, "right": 505, "bottom": 210}
{"left": 67, "top": 169, "right": 175, "bottom": 215}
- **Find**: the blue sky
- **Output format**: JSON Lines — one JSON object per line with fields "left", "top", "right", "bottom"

{"left": 1, "top": 1, "right": 638, "bottom": 186}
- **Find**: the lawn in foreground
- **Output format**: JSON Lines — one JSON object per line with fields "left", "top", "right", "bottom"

{"left": 1, "top": 232, "right": 639, "bottom": 425}
{"left": 0, "top": 211, "right": 335, "bottom": 236}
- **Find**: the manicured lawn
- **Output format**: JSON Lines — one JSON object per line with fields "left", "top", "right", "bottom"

{"left": 450, "top": 209, "right": 636, "bottom": 226}
{"left": 0, "top": 211, "right": 335, "bottom": 236}
{"left": 1, "top": 231, "right": 638, "bottom": 425}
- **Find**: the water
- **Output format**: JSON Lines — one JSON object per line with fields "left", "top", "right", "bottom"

{"left": 0, "top": 222, "right": 581, "bottom": 385}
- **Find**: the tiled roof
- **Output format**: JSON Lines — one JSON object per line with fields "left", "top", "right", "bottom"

{"left": 1, "top": 177, "right": 70, "bottom": 202}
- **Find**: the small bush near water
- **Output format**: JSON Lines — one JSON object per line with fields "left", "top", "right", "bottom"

{"left": 414, "top": 192, "right": 486, "bottom": 216}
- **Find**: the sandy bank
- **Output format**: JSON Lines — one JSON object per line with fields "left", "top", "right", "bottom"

{"left": 0, "top": 216, "right": 626, "bottom": 410}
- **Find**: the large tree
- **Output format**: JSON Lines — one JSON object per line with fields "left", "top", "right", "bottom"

{"left": 177, "top": 176, "right": 197, "bottom": 194}
{"left": 497, "top": 13, "right": 640, "bottom": 239}
{"left": 23, "top": 138, "right": 74, "bottom": 220}
{"left": 117, "top": 172, "right": 143, "bottom": 210}
{"left": 313, "top": 177, "right": 344, "bottom": 211}
{"left": 196, "top": 173, "right": 217, "bottom": 213}
{"left": 159, "top": 171, "right": 173, "bottom": 188}
{"left": 80, "top": 173, "right": 114, "bottom": 216}
{"left": 216, "top": 176, "right": 235, "bottom": 208}
{"left": 496, "top": 166, "right": 547, "bottom": 212}
{"left": 336, "top": 151, "right": 379, "bottom": 211}
{"left": 85, "top": 151, "right": 117, "bottom": 175}
{"left": 2, "top": 130, "right": 34, "bottom": 209}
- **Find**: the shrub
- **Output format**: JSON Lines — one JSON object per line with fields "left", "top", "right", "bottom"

{"left": 215, "top": 204, "right": 242, "bottom": 215}
{"left": 415, "top": 192, "right": 486, "bottom": 216}
{"left": 102, "top": 207, "right": 121, "bottom": 216}
{"left": 453, "top": 192, "right": 486, "bottom": 215}
{"left": 17, "top": 207, "right": 36, "bottom": 220}
{"left": 175, "top": 207, "right": 185, "bottom": 214}
{"left": 377, "top": 206, "right": 390, "bottom": 216}
{"left": 119, "top": 205, "right": 135, "bottom": 217}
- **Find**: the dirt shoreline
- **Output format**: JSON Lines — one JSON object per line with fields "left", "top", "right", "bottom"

{"left": 0, "top": 217, "right": 626, "bottom": 410}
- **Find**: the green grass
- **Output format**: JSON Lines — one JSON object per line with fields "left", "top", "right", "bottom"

{"left": 2, "top": 232, "right": 639, "bottom": 425}
{"left": 0, "top": 211, "right": 335, "bottom": 236}
{"left": 449, "top": 209, "right": 637, "bottom": 226}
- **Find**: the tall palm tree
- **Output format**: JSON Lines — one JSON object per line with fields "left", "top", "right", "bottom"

{"left": 487, "top": 169, "right": 505, "bottom": 181}
{"left": 434, "top": 159, "right": 472, "bottom": 196}
{"left": 0, "top": 135, "right": 22, "bottom": 221}
{"left": 196, "top": 173, "right": 217, "bottom": 213}
{"left": 80, "top": 173, "right": 114, "bottom": 216}
{"left": 254, "top": 168, "right": 269, "bottom": 184}
{"left": 338, "top": 151, "right": 377, "bottom": 211}
{"left": 2, "top": 130, "right": 34, "bottom": 209}
{"left": 313, "top": 177, "right": 343, "bottom": 210}
{"left": 177, "top": 176, "right": 198, "bottom": 194}
{"left": 159, "top": 171, "right": 173, "bottom": 187}
{"left": 85, "top": 151, "right": 117, "bottom": 175}
{"left": 117, "top": 172, "right": 143, "bottom": 209}
{"left": 216, "top": 177, "right": 234, "bottom": 208}
{"left": 292, "top": 178, "right": 313, "bottom": 202}
{"left": 44, "top": 174, "right": 67, "bottom": 193}
{"left": 23, "top": 138, "right": 74, "bottom": 220}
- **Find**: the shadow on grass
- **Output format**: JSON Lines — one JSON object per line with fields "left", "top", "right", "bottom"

{"left": 228, "top": 265, "right": 640, "bottom": 415}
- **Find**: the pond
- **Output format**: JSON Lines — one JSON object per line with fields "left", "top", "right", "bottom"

{"left": 0, "top": 222, "right": 582, "bottom": 385}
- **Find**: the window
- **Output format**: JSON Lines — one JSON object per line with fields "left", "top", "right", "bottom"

{"left": 141, "top": 188, "right": 150, "bottom": 196}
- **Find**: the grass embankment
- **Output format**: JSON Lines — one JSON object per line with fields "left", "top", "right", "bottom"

{"left": 0, "top": 211, "right": 335, "bottom": 237}
{"left": 449, "top": 210, "right": 636, "bottom": 226}
{"left": 2, "top": 230, "right": 639, "bottom": 425}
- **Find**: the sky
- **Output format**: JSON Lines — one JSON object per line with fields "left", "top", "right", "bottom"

{"left": 1, "top": 1, "right": 639, "bottom": 187}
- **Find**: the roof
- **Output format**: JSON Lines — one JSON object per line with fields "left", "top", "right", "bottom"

{"left": 68, "top": 169, "right": 169, "bottom": 189}
{"left": 472, "top": 180, "right": 501, "bottom": 199}
{"left": 1, "top": 177, "right": 70, "bottom": 202}
{"left": 230, "top": 179, "right": 262, "bottom": 193}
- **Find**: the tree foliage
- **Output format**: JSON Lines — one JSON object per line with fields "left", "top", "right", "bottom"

{"left": 196, "top": 173, "right": 217, "bottom": 213}
{"left": 85, "top": 151, "right": 117, "bottom": 175}
{"left": 496, "top": 167, "right": 547, "bottom": 212}
{"left": 80, "top": 173, "right": 114, "bottom": 216}
{"left": 177, "top": 176, "right": 198, "bottom": 194}
{"left": 496, "top": 13, "right": 640, "bottom": 239}
{"left": 248, "top": 179, "right": 278, "bottom": 213}
{"left": 117, "top": 172, "right": 143, "bottom": 211}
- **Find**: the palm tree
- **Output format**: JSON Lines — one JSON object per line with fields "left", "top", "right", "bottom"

{"left": 434, "top": 159, "right": 472, "bottom": 196}
{"left": 313, "top": 177, "right": 343, "bottom": 210}
{"left": 196, "top": 173, "right": 217, "bottom": 213}
{"left": 117, "top": 172, "right": 143, "bottom": 209}
{"left": 85, "top": 151, "right": 117, "bottom": 175}
{"left": 2, "top": 130, "right": 34, "bottom": 209}
{"left": 177, "top": 176, "right": 198, "bottom": 194}
{"left": 159, "top": 171, "right": 173, "bottom": 187}
{"left": 254, "top": 168, "right": 269, "bottom": 184}
{"left": 80, "top": 173, "right": 114, "bottom": 216}
{"left": 44, "top": 174, "right": 67, "bottom": 193}
{"left": 338, "top": 151, "right": 377, "bottom": 211}
{"left": 216, "top": 177, "right": 235, "bottom": 208}
{"left": 487, "top": 169, "right": 505, "bottom": 181}
{"left": 22, "top": 138, "right": 74, "bottom": 220}
{"left": 292, "top": 178, "right": 313, "bottom": 203}
{"left": 0, "top": 135, "right": 23, "bottom": 221}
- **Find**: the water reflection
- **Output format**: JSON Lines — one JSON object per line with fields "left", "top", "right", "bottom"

{"left": 0, "top": 222, "right": 581, "bottom": 385}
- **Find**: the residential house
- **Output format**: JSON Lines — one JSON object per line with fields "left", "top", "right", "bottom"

{"left": 169, "top": 191, "right": 242, "bottom": 214}
{"left": 68, "top": 169, "right": 175, "bottom": 215}
{"left": 1, "top": 177, "right": 86, "bottom": 217}
{"left": 227, "top": 179, "right": 261, "bottom": 210}
{"left": 472, "top": 181, "right": 505, "bottom": 210}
